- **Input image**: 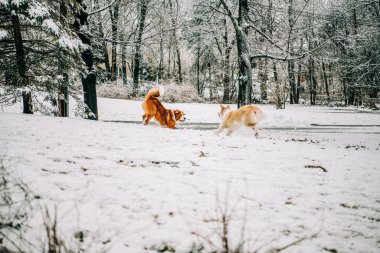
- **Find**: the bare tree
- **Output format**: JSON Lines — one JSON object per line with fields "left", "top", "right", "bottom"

{"left": 222, "top": 17, "right": 235, "bottom": 102}
{"left": 109, "top": 0, "right": 121, "bottom": 81}
{"left": 132, "top": 0, "right": 148, "bottom": 94}
{"left": 74, "top": 0, "right": 98, "bottom": 119}
{"left": 287, "top": 0, "right": 297, "bottom": 104}
{"left": 93, "top": 0, "right": 111, "bottom": 80}
{"left": 220, "top": 0, "right": 253, "bottom": 107}
{"left": 168, "top": 0, "right": 183, "bottom": 83}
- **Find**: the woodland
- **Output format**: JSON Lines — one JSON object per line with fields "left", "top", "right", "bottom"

{"left": 1, "top": 0, "right": 379, "bottom": 118}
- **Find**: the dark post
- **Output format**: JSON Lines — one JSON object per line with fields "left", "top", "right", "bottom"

{"left": 74, "top": 0, "right": 98, "bottom": 120}
{"left": 58, "top": 77, "right": 69, "bottom": 117}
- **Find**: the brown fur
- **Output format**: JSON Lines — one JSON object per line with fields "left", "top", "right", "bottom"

{"left": 142, "top": 88, "right": 185, "bottom": 129}
{"left": 216, "top": 104, "right": 264, "bottom": 137}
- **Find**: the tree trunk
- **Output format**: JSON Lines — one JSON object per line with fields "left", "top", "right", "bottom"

{"left": 158, "top": 15, "right": 164, "bottom": 81}
{"left": 312, "top": 71, "right": 318, "bottom": 104}
{"left": 307, "top": 11, "right": 317, "bottom": 106}
{"left": 94, "top": 0, "right": 111, "bottom": 79}
{"left": 328, "top": 63, "right": 333, "bottom": 95}
{"left": 348, "top": 0, "right": 359, "bottom": 105}
{"left": 207, "top": 56, "right": 212, "bottom": 101}
{"left": 168, "top": 0, "right": 182, "bottom": 83}
{"left": 288, "top": 59, "right": 296, "bottom": 104}
{"left": 12, "top": 13, "right": 33, "bottom": 114}
{"left": 258, "top": 58, "right": 268, "bottom": 101}
{"left": 229, "top": 62, "right": 237, "bottom": 100}
{"left": 133, "top": 0, "right": 148, "bottom": 94}
{"left": 175, "top": 46, "right": 182, "bottom": 83}
{"left": 22, "top": 91, "right": 33, "bottom": 114}
{"left": 58, "top": 78, "right": 69, "bottom": 117}
{"left": 109, "top": 0, "right": 120, "bottom": 82}
{"left": 322, "top": 61, "right": 330, "bottom": 99}
{"left": 220, "top": 0, "right": 252, "bottom": 108}
{"left": 308, "top": 56, "right": 317, "bottom": 105}
{"left": 167, "top": 44, "right": 171, "bottom": 79}
{"left": 295, "top": 38, "right": 304, "bottom": 103}
{"left": 309, "top": 63, "right": 313, "bottom": 105}
{"left": 308, "top": 40, "right": 318, "bottom": 106}
{"left": 158, "top": 35, "right": 163, "bottom": 81}
{"left": 172, "top": 48, "right": 176, "bottom": 78}
{"left": 116, "top": 3, "right": 127, "bottom": 85}
{"left": 222, "top": 56, "right": 231, "bottom": 102}
{"left": 58, "top": 1, "right": 69, "bottom": 117}
{"left": 222, "top": 17, "right": 231, "bottom": 102}
{"left": 120, "top": 34, "right": 127, "bottom": 85}
{"left": 240, "top": 0, "right": 252, "bottom": 106}
{"left": 287, "top": 0, "right": 297, "bottom": 104}
{"left": 196, "top": 46, "right": 201, "bottom": 95}
{"left": 74, "top": 1, "right": 98, "bottom": 120}
{"left": 347, "top": 85, "right": 356, "bottom": 105}
{"left": 272, "top": 61, "right": 282, "bottom": 109}
{"left": 296, "top": 62, "right": 302, "bottom": 101}
{"left": 273, "top": 62, "right": 278, "bottom": 83}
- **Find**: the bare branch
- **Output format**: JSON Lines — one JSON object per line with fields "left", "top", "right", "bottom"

{"left": 88, "top": 0, "right": 118, "bottom": 16}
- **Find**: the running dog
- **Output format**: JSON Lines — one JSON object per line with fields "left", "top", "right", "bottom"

{"left": 142, "top": 87, "right": 185, "bottom": 129}
{"left": 216, "top": 104, "right": 264, "bottom": 137}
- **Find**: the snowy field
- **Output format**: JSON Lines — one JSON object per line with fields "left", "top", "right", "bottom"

{"left": 1, "top": 98, "right": 380, "bottom": 253}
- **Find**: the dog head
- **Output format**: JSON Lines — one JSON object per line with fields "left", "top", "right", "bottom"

{"left": 173, "top": 109, "right": 186, "bottom": 122}
{"left": 218, "top": 104, "right": 231, "bottom": 118}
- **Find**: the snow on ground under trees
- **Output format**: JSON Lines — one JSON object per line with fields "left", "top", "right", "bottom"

{"left": 1, "top": 98, "right": 380, "bottom": 253}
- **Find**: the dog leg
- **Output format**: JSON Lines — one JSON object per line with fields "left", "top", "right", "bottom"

{"left": 247, "top": 123, "right": 259, "bottom": 138}
{"left": 215, "top": 126, "right": 225, "bottom": 135}
{"left": 251, "top": 126, "right": 259, "bottom": 138}
{"left": 167, "top": 122, "right": 176, "bottom": 129}
{"left": 144, "top": 114, "right": 154, "bottom": 125}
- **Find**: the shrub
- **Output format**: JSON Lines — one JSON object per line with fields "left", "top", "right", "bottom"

{"left": 161, "top": 83, "right": 204, "bottom": 103}
{"left": 97, "top": 81, "right": 204, "bottom": 103}
{"left": 97, "top": 82, "right": 133, "bottom": 100}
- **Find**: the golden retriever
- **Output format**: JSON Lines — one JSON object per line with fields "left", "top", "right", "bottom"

{"left": 216, "top": 104, "right": 264, "bottom": 137}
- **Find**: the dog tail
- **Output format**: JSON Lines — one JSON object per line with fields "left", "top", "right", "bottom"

{"left": 145, "top": 88, "right": 161, "bottom": 101}
{"left": 145, "top": 86, "right": 164, "bottom": 101}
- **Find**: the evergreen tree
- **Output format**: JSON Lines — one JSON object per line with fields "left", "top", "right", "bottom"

{"left": 0, "top": 0, "right": 96, "bottom": 117}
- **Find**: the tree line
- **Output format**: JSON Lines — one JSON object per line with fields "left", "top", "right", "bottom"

{"left": 1, "top": 0, "right": 379, "bottom": 118}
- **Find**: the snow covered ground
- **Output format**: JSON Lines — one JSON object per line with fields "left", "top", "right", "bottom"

{"left": 1, "top": 98, "right": 380, "bottom": 253}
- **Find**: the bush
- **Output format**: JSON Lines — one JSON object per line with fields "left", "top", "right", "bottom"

{"left": 97, "top": 81, "right": 204, "bottom": 103}
{"left": 161, "top": 83, "right": 204, "bottom": 103}
{"left": 97, "top": 82, "right": 133, "bottom": 100}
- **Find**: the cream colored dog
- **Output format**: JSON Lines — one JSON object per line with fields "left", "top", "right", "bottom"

{"left": 216, "top": 104, "right": 264, "bottom": 137}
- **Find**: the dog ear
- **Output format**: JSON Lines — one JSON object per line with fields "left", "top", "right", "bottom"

{"left": 219, "top": 104, "right": 224, "bottom": 109}
{"left": 227, "top": 105, "right": 231, "bottom": 109}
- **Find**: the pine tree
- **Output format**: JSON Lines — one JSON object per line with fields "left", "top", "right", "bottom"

{"left": 0, "top": 0, "right": 86, "bottom": 116}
